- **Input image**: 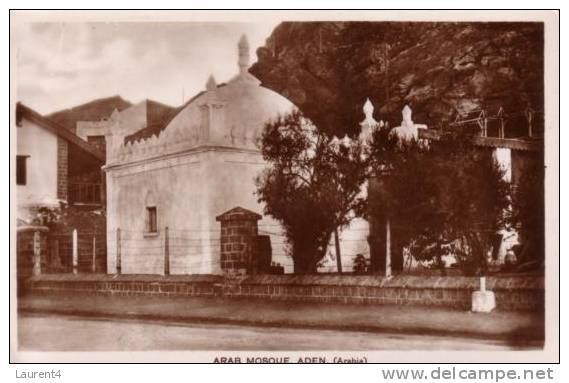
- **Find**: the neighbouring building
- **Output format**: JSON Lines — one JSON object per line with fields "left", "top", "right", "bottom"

{"left": 15, "top": 103, "right": 107, "bottom": 284}
{"left": 76, "top": 99, "right": 178, "bottom": 161}
{"left": 43, "top": 95, "right": 134, "bottom": 207}
{"left": 16, "top": 103, "right": 105, "bottom": 220}
{"left": 104, "top": 36, "right": 296, "bottom": 275}
{"left": 47, "top": 95, "right": 132, "bottom": 134}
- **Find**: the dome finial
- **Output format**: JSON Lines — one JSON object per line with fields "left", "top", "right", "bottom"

{"left": 238, "top": 34, "right": 250, "bottom": 74}
{"left": 206, "top": 74, "right": 217, "bottom": 91}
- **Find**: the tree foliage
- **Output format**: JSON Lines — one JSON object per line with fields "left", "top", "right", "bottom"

{"left": 257, "top": 109, "right": 513, "bottom": 276}
{"left": 367, "top": 129, "right": 511, "bottom": 275}
{"left": 255, "top": 111, "right": 368, "bottom": 274}
{"left": 509, "top": 155, "right": 545, "bottom": 265}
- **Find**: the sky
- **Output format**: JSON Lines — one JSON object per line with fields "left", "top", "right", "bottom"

{"left": 13, "top": 21, "right": 280, "bottom": 114}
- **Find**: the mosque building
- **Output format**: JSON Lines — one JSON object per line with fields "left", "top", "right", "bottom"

{"left": 104, "top": 36, "right": 299, "bottom": 274}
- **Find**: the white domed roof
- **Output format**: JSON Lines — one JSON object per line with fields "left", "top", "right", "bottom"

{"left": 163, "top": 36, "right": 295, "bottom": 149}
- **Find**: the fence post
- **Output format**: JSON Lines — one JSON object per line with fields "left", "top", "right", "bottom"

{"left": 164, "top": 227, "right": 170, "bottom": 276}
{"left": 32, "top": 230, "right": 41, "bottom": 276}
{"left": 92, "top": 234, "right": 97, "bottom": 273}
{"left": 72, "top": 229, "right": 78, "bottom": 274}
{"left": 116, "top": 228, "right": 121, "bottom": 275}
{"left": 385, "top": 218, "right": 392, "bottom": 278}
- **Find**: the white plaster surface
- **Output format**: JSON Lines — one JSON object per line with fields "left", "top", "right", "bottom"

{"left": 16, "top": 118, "right": 60, "bottom": 221}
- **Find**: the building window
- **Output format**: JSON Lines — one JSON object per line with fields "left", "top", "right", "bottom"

{"left": 146, "top": 206, "right": 157, "bottom": 233}
{"left": 16, "top": 155, "right": 28, "bottom": 185}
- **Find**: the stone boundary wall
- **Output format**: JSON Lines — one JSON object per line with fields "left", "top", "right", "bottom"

{"left": 25, "top": 274, "right": 544, "bottom": 311}
{"left": 223, "top": 275, "right": 544, "bottom": 311}
{"left": 27, "top": 274, "right": 224, "bottom": 298}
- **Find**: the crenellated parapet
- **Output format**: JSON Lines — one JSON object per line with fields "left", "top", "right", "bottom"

{"left": 113, "top": 121, "right": 202, "bottom": 164}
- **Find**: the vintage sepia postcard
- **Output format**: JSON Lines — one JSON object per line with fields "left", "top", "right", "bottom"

{"left": 9, "top": 10, "right": 559, "bottom": 363}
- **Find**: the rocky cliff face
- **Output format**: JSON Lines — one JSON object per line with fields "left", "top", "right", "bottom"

{"left": 250, "top": 22, "right": 543, "bottom": 136}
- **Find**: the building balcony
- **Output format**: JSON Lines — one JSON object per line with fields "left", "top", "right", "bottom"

{"left": 68, "top": 182, "right": 102, "bottom": 206}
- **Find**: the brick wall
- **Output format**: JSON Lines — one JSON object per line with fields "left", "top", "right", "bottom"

{"left": 222, "top": 275, "right": 544, "bottom": 311}
{"left": 56, "top": 137, "right": 68, "bottom": 201}
{"left": 216, "top": 207, "right": 263, "bottom": 274}
{"left": 26, "top": 274, "right": 544, "bottom": 311}
{"left": 27, "top": 274, "right": 223, "bottom": 298}
{"left": 220, "top": 220, "right": 257, "bottom": 272}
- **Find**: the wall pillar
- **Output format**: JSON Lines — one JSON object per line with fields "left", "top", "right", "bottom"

{"left": 16, "top": 225, "right": 48, "bottom": 293}
{"left": 32, "top": 231, "right": 42, "bottom": 276}
{"left": 216, "top": 207, "right": 262, "bottom": 276}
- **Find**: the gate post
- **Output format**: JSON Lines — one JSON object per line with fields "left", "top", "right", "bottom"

{"left": 32, "top": 230, "right": 41, "bottom": 276}
{"left": 216, "top": 207, "right": 262, "bottom": 276}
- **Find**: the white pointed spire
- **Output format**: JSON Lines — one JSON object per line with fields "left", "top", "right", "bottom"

{"left": 389, "top": 104, "right": 429, "bottom": 146}
{"left": 359, "top": 97, "right": 379, "bottom": 142}
{"left": 238, "top": 34, "right": 250, "bottom": 74}
{"left": 363, "top": 98, "right": 374, "bottom": 119}
{"left": 360, "top": 98, "right": 378, "bottom": 127}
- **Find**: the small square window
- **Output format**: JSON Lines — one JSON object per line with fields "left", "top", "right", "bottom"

{"left": 16, "top": 155, "right": 28, "bottom": 185}
{"left": 146, "top": 206, "right": 157, "bottom": 233}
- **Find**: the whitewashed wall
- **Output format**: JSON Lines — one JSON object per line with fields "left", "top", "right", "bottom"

{"left": 105, "top": 147, "right": 290, "bottom": 275}
{"left": 16, "top": 118, "right": 59, "bottom": 219}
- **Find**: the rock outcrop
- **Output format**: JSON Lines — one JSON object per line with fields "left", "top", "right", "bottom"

{"left": 250, "top": 22, "right": 543, "bottom": 136}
